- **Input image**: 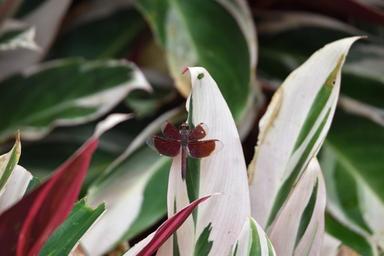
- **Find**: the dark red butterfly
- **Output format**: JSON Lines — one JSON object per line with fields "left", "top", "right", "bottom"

{"left": 148, "top": 122, "right": 222, "bottom": 179}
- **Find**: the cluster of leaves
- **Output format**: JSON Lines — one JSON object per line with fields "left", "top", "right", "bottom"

{"left": 0, "top": 0, "right": 383, "bottom": 255}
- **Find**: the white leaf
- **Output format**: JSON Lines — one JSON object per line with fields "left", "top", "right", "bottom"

{"left": 161, "top": 67, "right": 250, "bottom": 255}
{"left": 0, "top": 165, "right": 32, "bottom": 214}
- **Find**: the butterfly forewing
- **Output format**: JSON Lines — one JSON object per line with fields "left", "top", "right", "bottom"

{"left": 162, "top": 121, "right": 181, "bottom": 140}
{"left": 151, "top": 136, "right": 181, "bottom": 157}
{"left": 188, "top": 123, "right": 208, "bottom": 141}
{"left": 187, "top": 139, "right": 221, "bottom": 158}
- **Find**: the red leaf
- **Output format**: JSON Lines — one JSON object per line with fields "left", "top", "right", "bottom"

{"left": 137, "top": 195, "right": 211, "bottom": 256}
{"left": 0, "top": 138, "right": 98, "bottom": 256}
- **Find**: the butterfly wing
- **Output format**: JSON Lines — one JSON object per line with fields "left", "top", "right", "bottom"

{"left": 162, "top": 121, "right": 181, "bottom": 140}
{"left": 187, "top": 139, "right": 222, "bottom": 158}
{"left": 188, "top": 123, "right": 208, "bottom": 141}
{"left": 149, "top": 136, "right": 181, "bottom": 157}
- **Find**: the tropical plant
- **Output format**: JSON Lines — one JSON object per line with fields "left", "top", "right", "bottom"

{"left": 0, "top": 0, "right": 383, "bottom": 255}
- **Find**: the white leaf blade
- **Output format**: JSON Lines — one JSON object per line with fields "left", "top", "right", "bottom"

{"left": 0, "top": 165, "right": 32, "bottom": 214}
{"left": 183, "top": 67, "right": 250, "bottom": 255}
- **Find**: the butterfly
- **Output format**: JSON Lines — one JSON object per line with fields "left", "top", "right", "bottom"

{"left": 148, "top": 121, "right": 222, "bottom": 179}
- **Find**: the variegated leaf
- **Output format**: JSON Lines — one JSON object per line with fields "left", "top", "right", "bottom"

{"left": 231, "top": 217, "right": 276, "bottom": 256}
{"left": 0, "top": 59, "right": 150, "bottom": 141}
{"left": 268, "top": 158, "right": 326, "bottom": 256}
{"left": 248, "top": 37, "right": 360, "bottom": 229}
{"left": 0, "top": 21, "right": 38, "bottom": 51}
{"left": 136, "top": 0, "right": 260, "bottom": 131}
{"left": 158, "top": 67, "right": 250, "bottom": 256}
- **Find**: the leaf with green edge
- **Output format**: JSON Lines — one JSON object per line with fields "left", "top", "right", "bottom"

{"left": 248, "top": 37, "right": 360, "bottom": 229}
{"left": 257, "top": 12, "right": 384, "bottom": 124}
{"left": 47, "top": 8, "right": 146, "bottom": 59}
{"left": 80, "top": 108, "right": 183, "bottom": 256}
{"left": 136, "top": 0, "right": 260, "bottom": 127}
{"left": 0, "top": 58, "right": 150, "bottom": 141}
{"left": 0, "top": 21, "right": 38, "bottom": 51}
{"left": 39, "top": 199, "right": 105, "bottom": 256}
{"left": 231, "top": 218, "right": 276, "bottom": 256}
{"left": 124, "top": 195, "right": 213, "bottom": 256}
{"left": 0, "top": 0, "right": 72, "bottom": 79}
{"left": 0, "top": 132, "right": 21, "bottom": 192}
{"left": 322, "top": 110, "right": 384, "bottom": 252}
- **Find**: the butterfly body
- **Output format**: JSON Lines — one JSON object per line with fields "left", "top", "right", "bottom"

{"left": 149, "top": 122, "right": 221, "bottom": 179}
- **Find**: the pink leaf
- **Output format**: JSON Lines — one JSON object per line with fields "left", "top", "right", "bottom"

{"left": 137, "top": 195, "right": 211, "bottom": 256}
{"left": 0, "top": 138, "right": 98, "bottom": 256}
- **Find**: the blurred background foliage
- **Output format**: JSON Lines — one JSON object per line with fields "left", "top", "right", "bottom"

{"left": 0, "top": 0, "right": 383, "bottom": 255}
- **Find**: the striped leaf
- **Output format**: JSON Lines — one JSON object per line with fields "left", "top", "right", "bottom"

{"left": 268, "top": 158, "right": 326, "bottom": 256}
{"left": 157, "top": 67, "right": 251, "bottom": 255}
{"left": 0, "top": 58, "right": 150, "bottom": 141}
{"left": 136, "top": 0, "right": 260, "bottom": 127}
{"left": 231, "top": 218, "right": 276, "bottom": 256}
{"left": 248, "top": 37, "right": 360, "bottom": 230}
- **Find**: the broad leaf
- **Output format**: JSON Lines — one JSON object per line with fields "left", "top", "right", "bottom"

{"left": 48, "top": 8, "right": 145, "bottom": 59}
{"left": 248, "top": 37, "right": 360, "bottom": 228}
{"left": 40, "top": 199, "right": 105, "bottom": 256}
{"left": 0, "top": 58, "right": 149, "bottom": 141}
{"left": 159, "top": 67, "right": 251, "bottom": 255}
{"left": 137, "top": 0, "right": 259, "bottom": 126}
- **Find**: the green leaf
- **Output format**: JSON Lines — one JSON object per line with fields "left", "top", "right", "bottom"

{"left": 40, "top": 199, "right": 105, "bottom": 256}
{"left": 0, "top": 133, "right": 21, "bottom": 191}
{"left": 325, "top": 212, "right": 376, "bottom": 256}
{"left": 137, "top": 0, "right": 259, "bottom": 124}
{"left": 0, "top": 58, "right": 149, "bottom": 141}
{"left": 194, "top": 223, "right": 213, "bottom": 256}
{"left": 322, "top": 110, "right": 384, "bottom": 252}
{"left": 48, "top": 9, "right": 146, "bottom": 59}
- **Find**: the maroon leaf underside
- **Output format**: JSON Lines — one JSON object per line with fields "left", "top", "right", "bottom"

{"left": 0, "top": 138, "right": 99, "bottom": 256}
{"left": 137, "top": 195, "right": 211, "bottom": 256}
